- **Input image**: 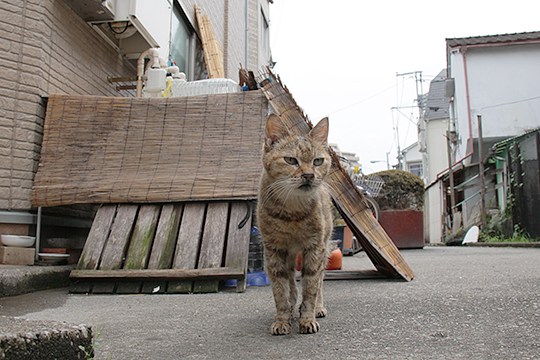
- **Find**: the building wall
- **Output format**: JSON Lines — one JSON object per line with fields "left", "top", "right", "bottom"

{"left": 450, "top": 43, "right": 540, "bottom": 162}
{"left": 425, "top": 184, "right": 444, "bottom": 243}
{"left": 0, "top": 0, "right": 135, "bottom": 212}
{"left": 179, "top": 0, "right": 271, "bottom": 82}
{"left": 401, "top": 142, "right": 422, "bottom": 177}
{"left": 425, "top": 118, "right": 449, "bottom": 184}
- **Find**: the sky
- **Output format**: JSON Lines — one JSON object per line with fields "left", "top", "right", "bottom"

{"left": 268, "top": 0, "right": 540, "bottom": 173}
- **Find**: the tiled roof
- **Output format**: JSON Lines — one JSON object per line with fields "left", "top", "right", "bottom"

{"left": 446, "top": 31, "right": 540, "bottom": 48}
{"left": 424, "top": 69, "right": 450, "bottom": 121}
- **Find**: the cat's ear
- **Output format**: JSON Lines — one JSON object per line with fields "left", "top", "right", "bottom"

{"left": 309, "top": 117, "right": 329, "bottom": 145}
{"left": 265, "top": 113, "right": 288, "bottom": 147}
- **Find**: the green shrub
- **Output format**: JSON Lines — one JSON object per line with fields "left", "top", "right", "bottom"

{"left": 369, "top": 170, "right": 424, "bottom": 210}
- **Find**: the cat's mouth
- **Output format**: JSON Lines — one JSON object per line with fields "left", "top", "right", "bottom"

{"left": 298, "top": 183, "right": 313, "bottom": 191}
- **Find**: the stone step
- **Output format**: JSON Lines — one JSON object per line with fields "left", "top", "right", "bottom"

{"left": 0, "top": 316, "right": 93, "bottom": 360}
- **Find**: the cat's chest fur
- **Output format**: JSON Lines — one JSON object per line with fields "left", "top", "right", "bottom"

{"left": 257, "top": 189, "right": 333, "bottom": 251}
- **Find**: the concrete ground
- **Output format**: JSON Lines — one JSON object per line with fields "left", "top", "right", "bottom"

{"left": 1, "top": 246, "right": 539, "bottom": 359}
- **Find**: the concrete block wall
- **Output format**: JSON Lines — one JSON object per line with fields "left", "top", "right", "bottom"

{"left": 0, "top": 0, "right": 136, "bottom": 213}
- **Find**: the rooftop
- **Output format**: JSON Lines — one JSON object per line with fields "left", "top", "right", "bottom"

{"left": 446, "top": 30, "right": 540, "bottom": 48}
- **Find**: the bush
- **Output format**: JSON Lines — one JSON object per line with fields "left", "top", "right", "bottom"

{"left": 368, "top": 170, "right": 424, "bottom": 210}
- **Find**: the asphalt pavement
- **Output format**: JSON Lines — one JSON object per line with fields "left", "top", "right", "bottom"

{"left": 1, "top": 246, "right": 539, "bottom": 360}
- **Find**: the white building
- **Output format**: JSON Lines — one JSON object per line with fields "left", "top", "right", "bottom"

{"left": 422, "top": 69, "right": 452, "bottom": 243}
{"left": 424, "top": 31, "right": 540, "bottom": 243}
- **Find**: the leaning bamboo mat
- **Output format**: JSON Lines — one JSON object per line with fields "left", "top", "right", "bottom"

{"left": 257, "top": 69, "right": 415, "bottom": 281}
{"left": 32, "top": 92, "right": 268, "bottom": 207}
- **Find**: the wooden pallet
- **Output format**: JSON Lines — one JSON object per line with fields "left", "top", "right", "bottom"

{"left": 70, "top": 201, "right": 253, "bottom": 294}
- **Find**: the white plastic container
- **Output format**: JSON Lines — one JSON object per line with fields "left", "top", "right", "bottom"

{"left": 144, "top": 68, "right": 167, "bottom": 93}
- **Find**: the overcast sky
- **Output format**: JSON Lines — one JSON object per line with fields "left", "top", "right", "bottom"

{"left": 269, "top": 0, "right": 540, "bottom": 173}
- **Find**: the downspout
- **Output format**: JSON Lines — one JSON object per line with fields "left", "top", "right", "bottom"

{"left": 136, "top": 48, "right": 161, "bottom": 97}
{"left": 461, "top": 47, "right": 474, "bottom": 162}
{"left": 244, "top": 0, "right": 248, "bottom": 67}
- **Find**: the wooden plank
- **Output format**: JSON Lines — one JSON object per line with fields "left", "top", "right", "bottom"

{"left": 168, "top": 202, "right": 206, "bottom": 294}
{"left": 142, "top": 204, "right": 183, "bottom": 294}
{"left": 71, "top": 204, "right": 117, "bottom": 294}
{"left": 224, "top": 201, "right": 252, "bottom": 292}
{"left": 116, "top": 204, "right": 161, "bottom": 294}
{"left": 323, "top": 270, "right": 385, "bottom": 280}
{"left": 70, "top": 267, "right": 244, "bottom": 280}
{"left": 193, "top": 202, "right": 229, "bottom": 293}
{"left": 92, "top": 204, "right": 139, "bottom": 294}
{"left": 77, "top": 204, "right": 117, "bottom": 270}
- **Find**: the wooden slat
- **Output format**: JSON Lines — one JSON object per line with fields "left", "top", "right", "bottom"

{"left": 142, "top": 204, "right": 183, "bottom": 294}
{"left": 92, "top": 204, "right": 139, "bottom": 293}
{"left": 224, "top": 202, "right": 252, "bottom": 292}
{"left": 193, "top": 202, "right": 229, "bottom": 293}
{"left": 77, "top": 204, "right": 117, "bottom": 270}
{"left": 71, "top": 204, "right": 117, "bottom": 294}
{"left": 168, "top": 203, "right": 206, "bottom": 293}
{"left": 116, "top": 205, "right": 161, "bottom": 294}
{"left": 70, "top": 267, "right": 244, "bottom": 280}
{"left": 323, "top": 270, "right": 385, "bottom": 280}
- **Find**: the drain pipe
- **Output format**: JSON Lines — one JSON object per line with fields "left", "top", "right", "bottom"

{"left": 136, "top": 48, "right": 161, "bottom": 97}
{"left": 35, "top": 206, "right": 42, "bottom": 262}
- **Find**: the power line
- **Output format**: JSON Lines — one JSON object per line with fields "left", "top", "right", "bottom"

{"left": 327, "top": 83, "right": 396, "bottom": 115}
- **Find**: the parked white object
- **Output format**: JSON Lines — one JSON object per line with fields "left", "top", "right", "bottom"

{"left": 1, "top": 235, "right": 36, "bottom": 248}
{"left": 462, "top": 225, "right": 480, "bottom": 244}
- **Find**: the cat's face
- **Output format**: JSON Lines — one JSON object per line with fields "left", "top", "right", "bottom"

{"left": 262, "top": 114, "right": 332, "bottom": 195}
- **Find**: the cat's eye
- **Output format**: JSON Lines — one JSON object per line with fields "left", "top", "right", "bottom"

{"left": 284, "top": 157, "right": 298, "bottom": 166}
{"left": 313, "top": 158, "right": 324, "bottom": 166}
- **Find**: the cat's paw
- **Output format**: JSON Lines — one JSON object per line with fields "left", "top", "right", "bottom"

{"left": 271, "top": 321, "right": 291, "bottom": 335}
{"left": 299, "top": 319, "right": 320, "bottom": 334}
{"left": 315, "top": 307, "right": 327, "bottom": 318}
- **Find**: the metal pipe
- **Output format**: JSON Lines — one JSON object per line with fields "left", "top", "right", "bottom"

{"left": 477, "top": 115, "right": 487, "bottom": 227}
{"left": 136, "top": 48, "right": 161, "bottom": 97}
{"left": 35, "top": 206, "right": 42, "bottom": 262}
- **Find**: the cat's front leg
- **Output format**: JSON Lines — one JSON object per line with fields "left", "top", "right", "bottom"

{"left": 266, "top": 249, "right": 295, "bottom": 335}
{"left": 314, "top": 275, "right": 327, "bottom": 318}
{"left": 298, "top": 251, "right": 325, "bottom": 334}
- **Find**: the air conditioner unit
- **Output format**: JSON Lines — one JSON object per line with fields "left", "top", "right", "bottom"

{"left": 67, "top": 0, "right": 115, "bottom": 22}
{"left": 82, "top": 0, "right": 170, "bottom": 60}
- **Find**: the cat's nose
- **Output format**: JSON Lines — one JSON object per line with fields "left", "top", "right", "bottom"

{"left": 302, "top": 173, "right": 314, "bottom": 182}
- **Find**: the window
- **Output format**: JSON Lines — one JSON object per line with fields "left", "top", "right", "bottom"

{"left": 169, "top": 4, "right": 206, "bottom": 80}
{"left": 408, "top": 161, "right": 423, "bottom": 178}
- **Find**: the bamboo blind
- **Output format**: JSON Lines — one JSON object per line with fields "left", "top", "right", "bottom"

{"left": 32, "top": 92, "right": 268, "bottom": 207}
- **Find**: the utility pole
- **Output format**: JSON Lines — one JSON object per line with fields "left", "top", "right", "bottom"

{"left": 395, "top": 71, "right": 426, "bottom": 173}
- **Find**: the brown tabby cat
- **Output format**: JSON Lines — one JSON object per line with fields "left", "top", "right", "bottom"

{"left": 257, "top": 113, "right": 333, "bottom": 335}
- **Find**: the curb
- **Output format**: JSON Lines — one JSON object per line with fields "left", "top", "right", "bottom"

{"left": 0, "top": 316, "right": 93, "bottom": 359}
{"left": 464, "top": 242, "right": 540, "bottom": 248}
{"left": 0, "top": 265, "right": 74, "bottom": 298}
